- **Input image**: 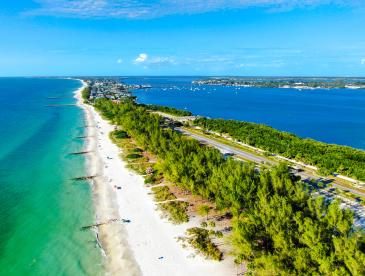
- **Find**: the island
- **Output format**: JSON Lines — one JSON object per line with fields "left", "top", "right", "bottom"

{"left": 193, "top": 77, "right": 365, "bottom": 89}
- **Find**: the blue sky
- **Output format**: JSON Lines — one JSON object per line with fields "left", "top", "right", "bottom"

{"left": 0, "top": 1, "right": 365, "bottom": 76}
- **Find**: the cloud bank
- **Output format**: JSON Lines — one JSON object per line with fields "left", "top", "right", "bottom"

{"left": 27, "top": 0, "right": 361, "bottom": 19}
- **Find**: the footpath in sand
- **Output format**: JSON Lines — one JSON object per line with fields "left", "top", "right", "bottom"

{"left": 75, "top": 80, "right": 236, "bottom": 276}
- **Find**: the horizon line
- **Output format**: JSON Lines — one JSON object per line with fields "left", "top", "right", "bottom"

{"left": 1, "top": 75, "right": 365, "bottom": 79}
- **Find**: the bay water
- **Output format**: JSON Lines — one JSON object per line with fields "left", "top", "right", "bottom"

{"left": 126, "top": 76, "right": 365, "bottom": 150}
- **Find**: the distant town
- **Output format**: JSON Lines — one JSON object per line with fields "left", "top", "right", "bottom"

{"left": 83, "top": 78, "right": 151, "bottom": 101}
{"left": 193, "top": 77, "right": 365, "bottom": 89}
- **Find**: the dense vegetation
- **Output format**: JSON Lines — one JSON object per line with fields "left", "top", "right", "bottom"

{"left": 143, "top": 104, "right": 193, "bottom": 116}
{"left": 94, "top": 98, "right": 365, "bottom": 275}
{"left": 81, "top": 86, "right": 90, "bottom": 101}
{"left": 194, "top": 118, "right": 365, "bottom": 181}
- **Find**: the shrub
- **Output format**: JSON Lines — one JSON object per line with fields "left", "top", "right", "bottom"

{"left": 152, "top": 186, "right": 176, "bottom": 202}
{"left": 200, "top": 221, "right": 208, "bottom": 228}
{"left": 159, "top": 201, "right": 189, "bottom": 224}
{"left": 126, "top": 153, "right": 143, "bottom": 159}
{"left": 131, "top": 148, "right": 144, "bottom": 153}
{"left": 114, "top": 130, "right": 129, "bottom": 139}
{"left": 214, "top": 231, "right": 223, "bottom": 238}
{"left": 197, "top": 204, "right": 210, "bottom": 220}
{"left": 144, "top": 175, "right": 154, "bottom": 184}
{"left": 208, "top": 221, "right": 216, "bottom": 228}
{"left": 185, "top": 227, "right": 223, "bottom": 261}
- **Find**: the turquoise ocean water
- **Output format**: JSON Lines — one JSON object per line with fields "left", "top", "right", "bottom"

{"left": 0, "top": 78, "right": 102, "bottom": 275}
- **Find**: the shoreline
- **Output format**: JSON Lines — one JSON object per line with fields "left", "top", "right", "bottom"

{"left": 74, "top": 80, "right": 236, "bottom": 275}
{"left": 74, "top": 80, "right": 141, "bottom": 275}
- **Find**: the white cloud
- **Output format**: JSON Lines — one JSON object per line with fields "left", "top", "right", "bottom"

{"left": 361, "top": 58, "right": 365, "bottom": 65}
{"left": 26, "top": 0, "right": 362, "bottom": 19}
{"left": 133, "top": 54, "right": 177, "bottom": 67}
{"left": 149, "top": 56, "right": 177, "bottom": 65}
{"left": 134, "top": 53, "right": 148, "bottom": 64}
{"left": 117, "top": 58, "right": 123, "bottom": 64}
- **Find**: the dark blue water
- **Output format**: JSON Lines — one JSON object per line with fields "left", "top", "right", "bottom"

{"left": 124, "top": 77, "right": 365, "bottom": 150}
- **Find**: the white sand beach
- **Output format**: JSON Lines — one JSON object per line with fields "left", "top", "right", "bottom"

{"left": 75, "top": 80, "right": 236, "bottom": 276}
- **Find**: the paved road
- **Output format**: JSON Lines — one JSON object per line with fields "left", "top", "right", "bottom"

{"left": 177, "top": 128, "right": 275, "bottom": 165}
{"left": 177, "top": 127, "right": 365, "bottom": 199}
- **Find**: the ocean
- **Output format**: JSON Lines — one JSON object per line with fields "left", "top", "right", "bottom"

{"left": 125, "top": 76, "right": 365, "bottom": 150}
{"left": 0, "top": 78, "right": 102, "bottom": 275}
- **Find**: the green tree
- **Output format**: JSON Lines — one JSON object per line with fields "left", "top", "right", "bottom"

{"left": 198, "top": 204, "right": 210, "bottom": 221}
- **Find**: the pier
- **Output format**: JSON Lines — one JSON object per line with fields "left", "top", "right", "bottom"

{"left": 69, "top": 151, "right": 91, "bottom": 155}
{"left": 75, "top": 135, "right": 94, "bottom": 139}
{"left": 71, "top": 175, "right": 97, "bottom": 181}
{"left": 80, "top": 218, "right": 131, "bottom": 231}
{"left": 81, "top": 219, "right": 119, "bottom": 230}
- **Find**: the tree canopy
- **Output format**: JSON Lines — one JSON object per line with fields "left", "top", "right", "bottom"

{"left": 194, "top": 117, "right": 365, "bottom": 181}
{"left": 143, "top": 104, "right": 193, "bottom": 116}
{"left": 94, "top": 98, "right": 365, "bottom": 275}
